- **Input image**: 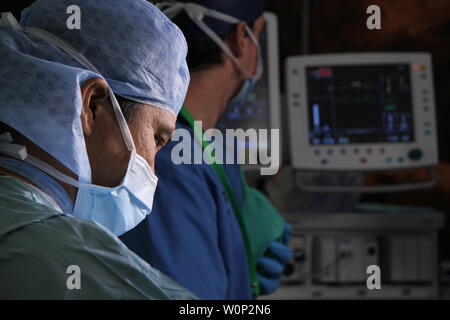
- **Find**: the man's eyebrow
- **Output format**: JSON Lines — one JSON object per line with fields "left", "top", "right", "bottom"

{"left": 156, "top": 122, "right": 175, "bottom": 137}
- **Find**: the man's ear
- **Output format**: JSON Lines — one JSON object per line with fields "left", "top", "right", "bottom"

{"left": 228, "top": 21, "right": 249, "bottom": 59}
{"left": 80, "top": 77, "right": 110, "bottom": 136}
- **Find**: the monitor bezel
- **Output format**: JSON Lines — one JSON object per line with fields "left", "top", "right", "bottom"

{"left": 286, "top": 53, "right": 438, "bottom": 171}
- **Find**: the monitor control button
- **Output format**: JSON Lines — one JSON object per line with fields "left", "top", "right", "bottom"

{"left": 408, "top": 148, "right": 423, "bottom": 161}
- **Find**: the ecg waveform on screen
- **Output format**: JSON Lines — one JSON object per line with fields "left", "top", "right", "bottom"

{"left": 306, "top": 64, "right": 414, "bottom": 145}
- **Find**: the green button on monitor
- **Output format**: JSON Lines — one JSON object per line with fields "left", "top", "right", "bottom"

{"left": 408, "top": 148, "right": 423, "bottom": 161}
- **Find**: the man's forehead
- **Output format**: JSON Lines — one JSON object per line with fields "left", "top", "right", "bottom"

{"left": 141, "top": 105, "right": 176, "bottom": 132}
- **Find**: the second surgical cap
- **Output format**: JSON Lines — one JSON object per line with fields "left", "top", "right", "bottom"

{"left": 0, "top": 0, "right": 190, "bottom": 183}
{"left": 163, "top": 0, "right": 267, "bottom": 39}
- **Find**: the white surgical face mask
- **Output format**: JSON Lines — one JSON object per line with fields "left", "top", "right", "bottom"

{"left": 70, "top": 151, "right": 158, "bottom": 236}
{"left": 9, "top": 146, "right": 158, "bottom": 237}
{"left": 157, "top": 2, "right": 264, "bottom": 107}
{"left": 0, "top": 18, "right": 158, "bottom": 236}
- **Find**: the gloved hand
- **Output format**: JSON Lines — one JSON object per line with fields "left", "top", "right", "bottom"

{"left": 257, "top": 223, "right": 293, "bottom": 295}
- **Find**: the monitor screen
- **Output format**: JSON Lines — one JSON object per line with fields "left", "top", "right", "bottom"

{"left": 216, "top": 25, "right": 271, "bottom": 152}
{"left": 306, "top": 64, "right": 414, "bottom": 145}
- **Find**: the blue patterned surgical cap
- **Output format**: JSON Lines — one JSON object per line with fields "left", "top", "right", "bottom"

{"left": 0, "top": 0, "right": 190, "bottom": 183}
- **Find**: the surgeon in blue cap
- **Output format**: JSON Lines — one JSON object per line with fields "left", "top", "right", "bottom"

{"left": 121, "top": 0, "right": 292, "bottom": 299}
{"left": 0, "top": 0, "right": 195, "bottom": 299}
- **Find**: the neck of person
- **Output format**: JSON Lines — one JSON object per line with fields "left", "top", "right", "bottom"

{"left": 183, "top": 64, "right": 241, "bottom": 131}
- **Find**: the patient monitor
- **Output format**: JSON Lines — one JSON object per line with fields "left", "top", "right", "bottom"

{"left": 286, "top": 53, "right": 438, "bottom": 172}
{"left": 273, "top": 53, "right": 444, "bottom": 299}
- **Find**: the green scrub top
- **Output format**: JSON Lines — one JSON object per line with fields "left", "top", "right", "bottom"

{"left": 0, "top": 175, "right": 197, "bottom": 300}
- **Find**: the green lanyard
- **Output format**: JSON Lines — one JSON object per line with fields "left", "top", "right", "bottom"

{"left": 179, "top": 106, "right": 260, "bottom": 296}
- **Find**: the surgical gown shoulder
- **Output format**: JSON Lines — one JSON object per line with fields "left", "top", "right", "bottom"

{"left": 0, "top": 176, "right": 196, "bottom": 299}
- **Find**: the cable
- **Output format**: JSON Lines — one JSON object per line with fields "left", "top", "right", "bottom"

{"left": 285, "top": 251, "right": 354, "bottom": 283}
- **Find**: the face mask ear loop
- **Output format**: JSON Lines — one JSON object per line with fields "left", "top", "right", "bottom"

{"left": 196, "top": 5, "right": 263, "bottom": 79}
{"left": 23, "top": 27, "right": 136, "bottom": 153}
{"left": 253, "top": 41, "right": 264, "bottom": 79}
{"left": 106, "top": 88, "right": 136, "bottom": 152}
{"left": 25, "top": 154, "right": 81, "bottom": 187}
{"left": 189, "top": 15, "right": 251, "bottom": 78}
{"left": 156, "top": 2, "right": 184, "bottom": 19}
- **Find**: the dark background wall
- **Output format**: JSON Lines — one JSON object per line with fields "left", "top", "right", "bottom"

{"left": 267, "top": 0, "right": 450, "bottom": 162}
{"left": 267, "top": 0, "right": 450, "bottom": 258}
{"left": 4, "top": 1, "right": 449, "bottom": 160}
{"left": 1, "top": 0, "right": 33, "bottom": 18}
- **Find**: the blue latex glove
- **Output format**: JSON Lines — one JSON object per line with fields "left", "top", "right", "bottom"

{"left": 257, "top": 224, "right": 293, "bottom": 295}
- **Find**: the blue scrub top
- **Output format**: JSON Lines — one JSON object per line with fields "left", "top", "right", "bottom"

{"left": 121, "top": 121, "right": 252, "bottom": 300}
